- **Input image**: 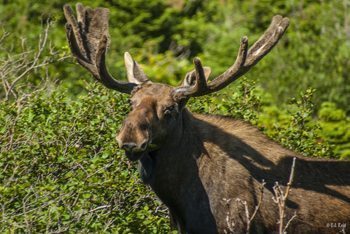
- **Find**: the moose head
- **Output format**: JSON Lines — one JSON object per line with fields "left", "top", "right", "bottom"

{"left": 63, "top": 4, "right": 289, "bottom": 162}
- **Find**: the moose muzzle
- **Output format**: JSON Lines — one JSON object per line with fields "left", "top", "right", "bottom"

{"left": 116, "top": 118, "right": 150, "bottom": 161}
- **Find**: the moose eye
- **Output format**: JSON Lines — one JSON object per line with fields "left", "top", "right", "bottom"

{"left": 140, "top": 123, "right": 148, "bottom": 131}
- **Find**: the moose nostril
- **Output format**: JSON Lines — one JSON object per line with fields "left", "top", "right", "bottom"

{"left": 140, "top": 141, "right": 148, "bottom": 150}
{"left": 121, "top": 142, "right": 137, "bottom": 151}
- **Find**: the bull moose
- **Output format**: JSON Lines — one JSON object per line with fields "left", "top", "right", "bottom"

{"left": 63, "top": 4, "right": 350, "bottom": 234}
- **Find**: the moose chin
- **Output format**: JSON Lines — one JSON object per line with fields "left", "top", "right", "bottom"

{"left": 124, "top": 150, "right": 145, "bottom": 161}
{"left": 64, "top": 3, "right": 350, "bottom": 234}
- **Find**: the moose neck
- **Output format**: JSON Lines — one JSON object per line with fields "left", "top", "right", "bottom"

{"left": 143, "top": 107, "right": 203, "bottom": 192}
{"left": 138, "top": 108, "right": 193, "bottom": 184}
{"left": 164, "top": 108, "right": 194, "bottom": 149}
{"left": 157, "top": 107, "right": 199, "bottom": 157}
{"left": 144, "top": 108, "right": 218, "bottom": 231}
{"left": 140, "top": 109, "right": 202, "bottom": 187}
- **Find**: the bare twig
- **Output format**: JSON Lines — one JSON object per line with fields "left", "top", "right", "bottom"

{"left": 248, "top": 180, "right": 266, "bottom": 231}
{"left": 88, "top": 205, "right": 111, "bottom": 213}
{"left": 223, "top": 198, "right": 235, "bottom": 233}
{"left": 0, "top": 29, "right": 10, "bottom": 47}
{"left": 0, "top": 20, "right": 69, "bottom": 100}
{"left": 284, "top": 211, "right": 297, "bottom": 231}
{"left": 5, "top": 22, "right": 50, "bottom": 100}
{"left": 232, "top": 179, "right": 266, "bottom": 234}
{"left": 272, "top": 157, "right": 297, "bottom": 234}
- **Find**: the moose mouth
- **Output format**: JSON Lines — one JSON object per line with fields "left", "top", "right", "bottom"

{"left": 125, "top": 150, "right": 148, "bottom": 161}
{"left": 124, "top": 143, "right": 159, "bottom": 161}
{"left": 124, "top": 148, "right": 156, "bottom": 184}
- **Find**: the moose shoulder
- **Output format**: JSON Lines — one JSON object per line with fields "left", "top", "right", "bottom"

{"left": 64, "top": 4, "right": 350, "bottom": 234}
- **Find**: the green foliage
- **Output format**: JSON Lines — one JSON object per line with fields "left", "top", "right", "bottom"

{"left": 189, "top": 83, "right": 346, "bottom": 158}
{"left": 1, "top": 0, "right": 349, "bottom": 110}
{"left": 318, "top": 102, "right": 350, "bottom": 159}
{"left": 189, "top": 78, "right": 261, "bottom": 123}
{"left": 0, "top": 85, "right": 170, "bottom": 232}
{"left": 257, "top": 88, "right": 333, "bottom": 157}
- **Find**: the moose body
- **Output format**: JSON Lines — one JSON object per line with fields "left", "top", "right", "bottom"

{"left": 63, "top": 4, "right": 350, "bottom": 233}
{"left": 138, "top": 104, "right": 350, "bottom": 233}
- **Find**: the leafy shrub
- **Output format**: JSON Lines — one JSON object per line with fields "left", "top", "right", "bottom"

{"left": 318, "top": 102, "right": 350, "bottom": 159}
{"left": 190, "top": 80, "right": 349, "bottom": 159}
{"left": 0, "top": 84, "right": 171, "bottom": 233}
{"left": 257, "top": 88, "right": 333, "bottom": 157}
{"left": 1, "top": 0, "right": 349, "bottom": 110}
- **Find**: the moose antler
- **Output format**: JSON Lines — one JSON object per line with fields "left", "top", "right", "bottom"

{"left": 173, "top": 15, "right": 289, "bottom": 99}
{"left": 63, "top": 3, "right": 136, "bottom": 93}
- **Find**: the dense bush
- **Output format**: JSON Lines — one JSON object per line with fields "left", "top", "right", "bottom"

{"left": 1, "top": 0, "right": 349, "bottom": 110}
{"left": 0, "top": 84, "right": 172, "bottom": 232}
{"left": 189, "top": 82, "right": 349, "bottom": 159}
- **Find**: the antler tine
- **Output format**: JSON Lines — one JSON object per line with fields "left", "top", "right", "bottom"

{"left": 63, "top": 4, "right": 88, "bottom": 61}
{"left": 95, "top": 35, "right": 136, "bottom": 91}
{"left": 63, "top": 3, "right": 136, "bottom": 94}
{"left": 172, "top": 58, "right": 208, "bottom": 99}
{"left": 245, "top": 15, "right": 289, "bottom": 67}
{"left": 76, "top": 3, "right": 86, "bottom": 27}
{"left": 205, "top": 36, "right": 249, "bottom": 93}
{"left": 174, "top": 15, "right": 289, "bottom": 99}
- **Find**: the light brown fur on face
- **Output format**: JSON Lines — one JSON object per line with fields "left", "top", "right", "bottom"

{"left": 116, "top": 83, "right": 181, "bottom": 160}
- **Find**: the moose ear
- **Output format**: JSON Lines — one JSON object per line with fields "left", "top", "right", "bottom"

{"left": 182, "top": 67, "right": 211, "bottom": 87}
{"left": 124, "top": 52, "right": 149, "bottom": 84}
